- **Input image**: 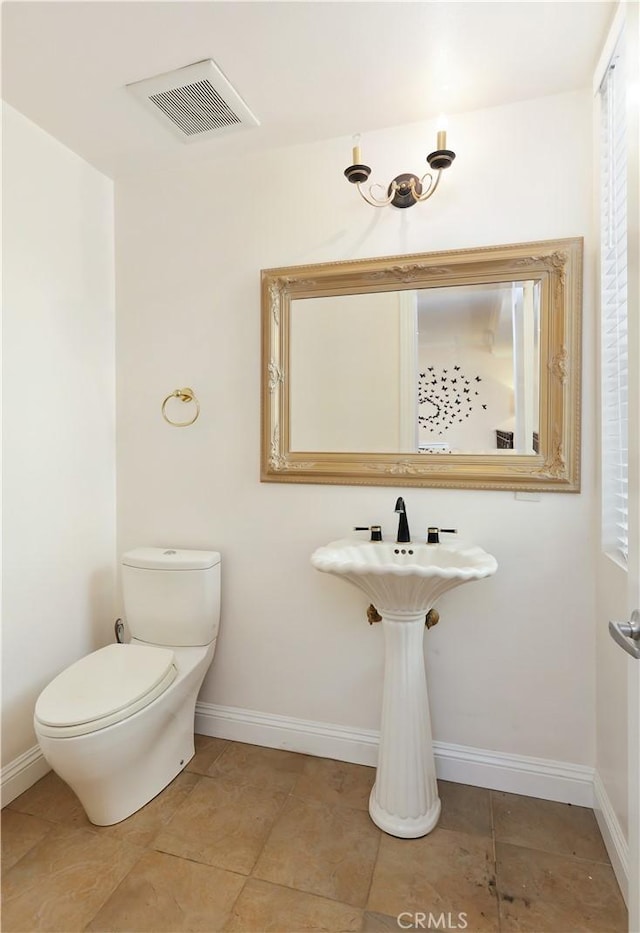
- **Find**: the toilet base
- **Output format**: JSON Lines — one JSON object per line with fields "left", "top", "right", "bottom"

{"left": 38, "top": 694, "right": 197, "bottom": 824}
{"left": 35, "top": 642, "right": 215, "bottom": 825}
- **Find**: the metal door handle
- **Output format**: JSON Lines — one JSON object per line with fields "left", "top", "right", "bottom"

{"left": 609, "top": 610, "right": 640, "bottom": 659}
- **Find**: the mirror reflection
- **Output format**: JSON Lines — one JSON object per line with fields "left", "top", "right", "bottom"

{"left": 261, "top": 238, "right": 582, "bottom": 491}
{"left": 290, "top": 281, "right": 540, "bottom": 456}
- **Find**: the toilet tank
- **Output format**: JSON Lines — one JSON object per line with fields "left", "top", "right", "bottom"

{"left": 121, "top": 548, "right": 221, "bottom": 647}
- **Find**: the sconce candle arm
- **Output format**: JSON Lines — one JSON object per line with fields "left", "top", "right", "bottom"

{"left": 412, "top": 170, "right": 442, "bottom": 202}
{"left": 344, "top": 136, "right": 455, "bottom": 209}
{"left": 356, "top": 180, "right": 398, "bottom": 207}
{"left": 354, "top": 172, "right": 442, "bottom": 208}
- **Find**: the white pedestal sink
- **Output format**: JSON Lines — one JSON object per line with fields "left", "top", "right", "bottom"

{"left": 311, "top": 538, "right": 497, "bottom": 838}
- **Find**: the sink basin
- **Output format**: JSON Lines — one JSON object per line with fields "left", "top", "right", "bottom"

{"left": 311, "top": 535, "right": 497, "bottom": 839}
{"left": 311, "top": 538, "right": 497, "bottom": 613}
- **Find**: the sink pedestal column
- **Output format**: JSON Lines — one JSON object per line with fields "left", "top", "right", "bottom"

{"left": 369, "top": 610, "right": 440, "bottom": 838}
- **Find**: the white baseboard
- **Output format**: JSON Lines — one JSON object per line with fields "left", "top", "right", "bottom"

{"left": 196, "top": 702, "right": 380, "bottom": 766}
{"left": 195, "top": 702, "right": 595, "bottom": 807}
{"left": 593, "top": 770, "right": 629, "bottom": 906}
{"left": 433, "top": 740, "right": 595, "bottom": 807}
{"left": 1, "top": 744, "right": 50, "bottom": 807}
{"left": 1, "top": 706, "right": 597, "bottom": 814}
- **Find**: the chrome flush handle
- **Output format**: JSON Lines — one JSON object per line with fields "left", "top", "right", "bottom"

{"left": 609, "top": 610, "right": 640, "bottom": 659}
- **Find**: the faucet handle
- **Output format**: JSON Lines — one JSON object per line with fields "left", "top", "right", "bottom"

{"left": 427, "top": 527, "right": 458, "bottom": 544}
{"left": 354, "top": 525, "right": 383, "bottom": 541}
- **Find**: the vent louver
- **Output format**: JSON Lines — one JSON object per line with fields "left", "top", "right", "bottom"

{"left": 149, "top": 79, "right": 241, "bottom": 136}
{"left": 127, "top": 60, "right": 259, "bottom": 143}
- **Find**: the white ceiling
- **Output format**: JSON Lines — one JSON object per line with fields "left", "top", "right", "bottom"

{"left": 2, "top": 1, "right": 615, "bottom": 179}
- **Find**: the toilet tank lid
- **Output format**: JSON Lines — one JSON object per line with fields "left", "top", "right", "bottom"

{"left": 122, "top": 548, "right": 221, "bottom": 570}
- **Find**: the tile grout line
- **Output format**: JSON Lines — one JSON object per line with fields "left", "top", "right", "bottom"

{"left": 244, "top": 771, "right": 303, "bottom": 882}
{"left": 361, "top": 821, "right": 383, "bottom": 916}
{"left": 242, "top": 761, "right": 381, "bottom": 915}
{"left": 186, "top": 741, "right": 381, "bottom": 912}
{"left": 494, "top": 837, "right": 623, "bottom": 868}
{"left": 246, "top": 801, "right": 375, "bottom": 917}
{"left": 144, "top": 772, "right": 259, "bottom": 933}
{"left": 212, "top": 864, "right": 250, "bottom": 931}
{"left": 0, "top": 816, "right": 58, "bottom": 880}
{"left": 231, "top": 871, "right": 368, "bottom": 919}
{"left": 80, "top": 841, "right": 148, "bottom": 933}
{"left": 490, "top": 790, "right": 503, "bottom": 933}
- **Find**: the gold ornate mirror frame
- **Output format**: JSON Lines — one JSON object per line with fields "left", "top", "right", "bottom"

{"left": 261, "top": 238, "right": 582, "bottom": 491}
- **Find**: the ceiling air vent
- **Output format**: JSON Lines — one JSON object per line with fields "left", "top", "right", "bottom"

{"left": 127, "top": 60, "right": 259, "bottom": 144}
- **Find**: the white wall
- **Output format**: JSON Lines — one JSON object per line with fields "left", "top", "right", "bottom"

{"left": 115, "top": 90, "right": 596, "bottom": 769}
{"left": 1, "top": 105, "right": 116, "bottom": 777}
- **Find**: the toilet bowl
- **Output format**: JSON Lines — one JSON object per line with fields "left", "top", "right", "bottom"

{"left": 34, "top": 548, "right": 221, "bottom": 826}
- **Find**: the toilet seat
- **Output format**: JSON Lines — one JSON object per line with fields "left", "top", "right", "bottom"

{"left": 34, "top": 643, "right": 177, "bottom": 738}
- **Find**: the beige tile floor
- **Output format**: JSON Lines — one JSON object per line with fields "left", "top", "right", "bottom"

{"left": 1, "top": 736, "right": 628, "bottom": 933}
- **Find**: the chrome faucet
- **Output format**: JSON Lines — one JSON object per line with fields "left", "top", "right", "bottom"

{"left": 394, "top": 497, "right": 411, "bottom": 543}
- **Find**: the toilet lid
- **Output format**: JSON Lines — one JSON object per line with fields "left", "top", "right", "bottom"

{"left": 35, "top": 643, "right": 177, "bottom": 736}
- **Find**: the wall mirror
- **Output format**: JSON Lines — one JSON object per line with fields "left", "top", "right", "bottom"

{"left": 261, "top": 238, "right": 582, "bottom": 491}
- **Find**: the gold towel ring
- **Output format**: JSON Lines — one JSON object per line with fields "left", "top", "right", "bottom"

{"left": 161, "top": 387, "right": 200, "bottom": 427}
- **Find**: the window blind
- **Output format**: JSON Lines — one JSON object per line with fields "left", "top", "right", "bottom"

{"left": 600, "top": 38, "right": 629, "bottom": 564}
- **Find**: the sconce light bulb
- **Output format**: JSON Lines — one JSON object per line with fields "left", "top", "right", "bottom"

{"left": 436, "top": 115, "right": 448, "bottom": 151}
{"left": 352, "top": 133, "right": 362, "bottom": 165}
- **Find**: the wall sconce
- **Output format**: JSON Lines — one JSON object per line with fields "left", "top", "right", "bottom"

{"left": 344, "top": 128, "right": 455, "bottom": 208}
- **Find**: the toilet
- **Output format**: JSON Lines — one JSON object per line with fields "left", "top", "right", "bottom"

{"left": 33, "top": 547, "right": 221, "bottom": 826}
